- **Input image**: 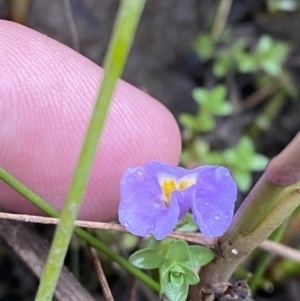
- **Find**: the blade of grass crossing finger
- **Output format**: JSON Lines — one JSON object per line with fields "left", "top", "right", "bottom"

{"left": 35, "top": 1, "right": 146, "bottom": 300}
{"left": 0, "top": 168, "right": 159, "bottom": 292}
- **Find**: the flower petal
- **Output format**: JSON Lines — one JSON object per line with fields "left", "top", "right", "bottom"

{"left": 119, "top": 165, "right": 181, "bottom": 239}
{"left": 153, "top": 192, "right": 180, "bottom": 240}
{"left": 175, "top": 185, "right": 194, "bottom": 220}
{"left": 145, "top": 161, "right": 189, "bottom": 182}
{"left": 191, "top": 166, "right": 237, "bottom": 237}
{"left": 118, "top": 166, "right": 163, "bottom": 236}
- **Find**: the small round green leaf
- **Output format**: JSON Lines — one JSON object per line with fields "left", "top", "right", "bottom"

{"left": 233, "top": 169, "right": 252, "bottom": 192}
{"left": 209, "top": 85, "right": 227, "bottom": 107}
{"left": 187, "top": 245, "right": 215, "bottom": 268}
{"left": 198, "top": 111, "right": 215, "bottom": 132}
{"left": 129, "top": 247, "right": 165, "bottom": 269}
{"left": 165, "top": 240, "right": 190, "bottom": 262}
{"left": 250, "top": 154, "right": 269, "bottom": 171}
{"left": 192, "top": 88, "right": 209, "bottom": 106}
{"left": 164, "top": 281, "right": 189, "bottom": 301}
{"left": 179, "top": 114, "right": 197, "bottom": 130}
{"left": 170, "top": 272, "right": 185, "bottom": 287}
{"left": 180, "top": 264, "right": 200, "bottom": 285}
{"left": 193, "top": 34, "right": 214, "bottom": 61}
{"left": 213, "top": 52, "right": 231, "bottom": 77}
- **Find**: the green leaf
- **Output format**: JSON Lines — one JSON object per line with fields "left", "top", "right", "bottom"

{"left": 257, "top": 35, "right": 273, "bottom": 53}
{"left": 222, "top": 149, "right": 237, "bottom": 166}
{"left": 222, "top": 137, "right": 254, "bottom": 171}
{"left": 236, "top": 53, "right": 257, "bottom": 73}
{"left": 175, "top": 213, "right": 198, "bottom": 232}
{"left": 129, "top": 247, "right": 165, "bottom": 269}
{"left": 193, "top": 34, "right": 214, "bottom": 61}
{"left": 209, "top": 85, "right": 227, "bottom": 105}
{"left": 181, "top": 139, "right": 211, "bottom": 166}
{"left": 143, "top": 236, "right": 160, "bottom": 249}
{"left": 160, "top": 262, "right": 199, "bottom": 301}
{"left": 179, "top": 114, "right": 197, "bottom": 130}
{"left": 256, "top": 35, "right": 289, "bottom": 76}
{"left": 170, "top": 273, "right": 185, "bottom": 287}
{"left": 262, "top": 60, "right": 281, "bottom": 76}
{"left": 128, "top": 238, "right": 177, "bottom": 269}
{"left": 198, "top": 110, "right": 215, "bottom": 131}
{"left": 186, "top": 85, "right": 232, "bottom": 134}
{"left": 160, "top": 261, "right": 173, "bottom": 284}
{"left": 233, "top": 137, "right": 255, "bottom": 168}
{"left": 250, "top": 154, "right": 269, "bottom": 171}
{"left": 187, "top": 245, "right": 215, "bottom": 268}
{"left": 220, "top": 136, "right": 269, "bottom": 192}
{"left": 163, "top": 281, "right": 189, "bottom": 301}
{"left": 203, "top": 151, "right": 224, "bottom": 165}
{"left": 180, "top": 264, "right": 200, "bottom": 285}
{"left": 192, "top": 88, "right": 209, "bottom": 106}
{"left": 160, "top": 261, "right": 174, "bottom": 295}
{"left": 165, "top": 240, "right": 190, "bottom": 263}
{"left": 213, "top": 51, "right": 232, "bottom": 77}
{"left": 233, "top": 169, "right": 252, "bottom": 192}
{"left": 195, "top": 85, "right": 231, "bottom": 116}
{"left": 234, "top": 137, "right": 269, "bottom": 172}
{"left": 216, "top": 102, "right": 232, "bottom": 115}
{"left": 267, "top": 0, "right": 297, "bottom": 12}
{"left": 170, "top": 265, "right": 185, "bottom": 287}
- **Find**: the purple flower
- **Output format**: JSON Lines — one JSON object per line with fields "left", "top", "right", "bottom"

{"left": 191, "top": 166, "right": 237, "bottom": 237}
{"left": 118, "top": 161, "right": 237, "bottom": 240}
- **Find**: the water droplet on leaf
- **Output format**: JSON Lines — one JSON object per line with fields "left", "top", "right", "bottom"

{"left": 224, "top": 213, "right": 230, "bottom": 219}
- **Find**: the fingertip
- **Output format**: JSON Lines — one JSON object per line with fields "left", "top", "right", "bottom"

{"left": 0, "top": 20, "right": 182, "bottom": 221}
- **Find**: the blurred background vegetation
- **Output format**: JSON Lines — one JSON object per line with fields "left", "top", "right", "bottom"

{"left": 1, "top": 0, "right": 300, "bottom": 300}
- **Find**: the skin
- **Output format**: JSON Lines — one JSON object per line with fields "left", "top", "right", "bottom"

{"left": 0, "top": 20, "right": 181, "bottom": 221}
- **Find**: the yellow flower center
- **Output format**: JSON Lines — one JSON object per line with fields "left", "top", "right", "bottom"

{"left": 161, "top": 178, "right": 194, "bottom": 207}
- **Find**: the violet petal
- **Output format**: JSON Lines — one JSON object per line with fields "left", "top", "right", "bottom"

{"left": 191, "top": 166, "right": 237, "bottom": 237}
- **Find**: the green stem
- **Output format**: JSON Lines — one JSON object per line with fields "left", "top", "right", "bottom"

{"left": 0, "top": 167, "right": 159, "bottom": 292}
{"left": 210, "top": 0, "right": 233, "bottom": 43}
{"left": 75, "top": 228, "right": 159, "bottom": 292}
{"left": 35, "top": 1, "right": 146, "bottom": 300}
{"left": 188, "top": 132, "right": 300, "bottom": 301}
{"left": 249, "top": 220, "right": 288, "bottom": 294}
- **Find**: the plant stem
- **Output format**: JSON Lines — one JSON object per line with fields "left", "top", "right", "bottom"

{"left": 188, "top": 132, "right": 300, "bottom": 300}
{"left": 210, "top": 0, "right": 233, "bottom": 43}
{"left": 249, "top": 220, "right": 288, "bottom": 294}
{"left": 0, "top": 167, "right": 159, "bottom": 292}
{"left": 88, "top": 246, "right": 115, "bottom": 301}
{"left": 35, "top": 1, "right": 146, "bottom": 300}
